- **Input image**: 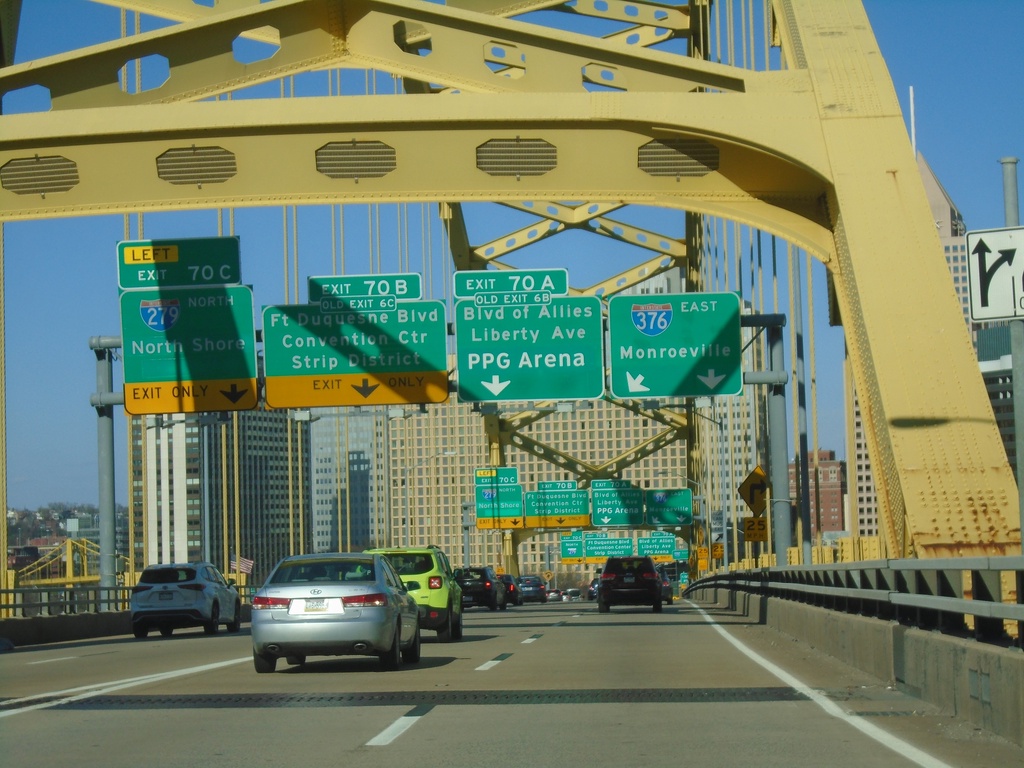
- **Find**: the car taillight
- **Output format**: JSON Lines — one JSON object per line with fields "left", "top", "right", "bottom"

{"left": 131, "top": 585, "right": 152, "bottom": 594}
{"left": 484, "top": 580, "right": 492, "bottom": 588}
{"left": 641, "top": 572, "right": 657, "bottom": 580}
{"left": 428, "top": 576, "right": 443, "bottom": 589}
{"left": 252, "top": 596, "right": 290, "bottom": 610}
{"left": 343, "top": 593, "right": 387, "bottom": 607}
{"left": 600, "top": 573, "right": 615, "bottom": 581}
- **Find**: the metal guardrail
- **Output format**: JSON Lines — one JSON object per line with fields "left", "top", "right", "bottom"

{"left": 685, "top": 556, "right": 1024, "bottom": 648}
{"left": 0, "top": 585, "right": 259, "bottom": 618}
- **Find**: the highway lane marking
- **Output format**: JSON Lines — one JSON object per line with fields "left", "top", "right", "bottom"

{"left": 27, "top": 656, "right": 78, "bottom": 665}
{"left": 689, "top": 602, "right": 953, "bottom": 768}
{"left": 475, "top": 652, "right": 513, "bottom": 671}
{"left": 522, "top": 634, "right": 543, "bottom": 644}
{"left": 0, "top": 656, "right": 250, "bottom": 719}
{"left": 366, "top": 704, "right": 434, "bottom": 746}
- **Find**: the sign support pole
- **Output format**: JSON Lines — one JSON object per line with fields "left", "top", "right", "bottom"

{"left": 89, "top": 336, "right": 121, "bottom": 606}
{"left": 742, "top": 315, "right": 791, "bottom": 565}
{"left": 1000, "top": 157, "right": 1024, "bottom": 541}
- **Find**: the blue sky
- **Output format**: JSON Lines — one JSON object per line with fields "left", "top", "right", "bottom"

{"left": 2, "top": 1, "right": 1022, "bottom": 509}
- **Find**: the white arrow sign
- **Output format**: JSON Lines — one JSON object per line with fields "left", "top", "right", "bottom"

{"left": 626, "top": 372, "right": 650, "bottom": 393}
{"left": 697, "top": 369, "right": 726, "bottom": 389}
{"left": 481, "top": 375, "right": 511, "bottom": 395}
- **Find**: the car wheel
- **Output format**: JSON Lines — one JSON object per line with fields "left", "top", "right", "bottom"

{"left": 132, "top": 624, "right": 148, "bottom": 639}
{"left": 226, "top": 601, "right": 242, "bottom": 633}
{"left": 159, "top": 625, "right": 174, "bottom": 637}
{"left": 498, "top": 595, "right": 508, "bottom": 611}
{"left": 379, "top": 622, "right": 402, "bottom": 670}
{"left": 488, "top": 594, "right": 499, "bottom": 611}
{"left": 402, "top": 625, "right": 421, "bottom": 664}
{"left": 597, "top": 600, "right": 610, "bottom": 613}
{"left": 437, "top": 606, "right": 454, "bottom": 643}
{"left": 204, "top": 603, "right": 220, "bottom": 635}
{"left": 253, "top": 650, "right": 277, "bottom": 674}
{"left": 452, "top": 607, "right": 464, "bottom": 640}
{"left": 653, "top": 597, "right": 663, "bottom": 613}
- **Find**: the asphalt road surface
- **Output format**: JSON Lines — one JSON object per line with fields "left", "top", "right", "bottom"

{"left": 2, "top": 598, "right": 1021, "bottom": 768}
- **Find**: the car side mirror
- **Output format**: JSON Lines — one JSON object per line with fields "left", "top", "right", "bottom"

{"left": 453, "top": 568, "right": 463, "bottom": 579}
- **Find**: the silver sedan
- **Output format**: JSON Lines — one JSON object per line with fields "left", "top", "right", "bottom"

{"left": 251, "top": 552, "right": 421, "bottom": 673}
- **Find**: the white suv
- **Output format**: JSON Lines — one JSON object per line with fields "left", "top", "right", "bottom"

{"left": 130, "top": 562, "right": 242, "bottom": 638}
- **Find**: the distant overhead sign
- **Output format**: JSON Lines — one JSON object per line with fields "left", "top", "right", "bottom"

{"left": 965, "top": 227, "right": 1024, "bottom": 321}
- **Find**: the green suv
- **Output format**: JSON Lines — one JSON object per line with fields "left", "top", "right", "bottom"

{"left": 364, "top": 545, "right": 464, "bottom": 642}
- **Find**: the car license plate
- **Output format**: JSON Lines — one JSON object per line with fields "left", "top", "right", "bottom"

{"left": 624, "top": 575, "right": 635, "bottom": 583}
{"left": 304, "top": 599, "right": 327, "bottom": 612}
{"left": 158, "top": 591, "right": 174, "bottom": 600}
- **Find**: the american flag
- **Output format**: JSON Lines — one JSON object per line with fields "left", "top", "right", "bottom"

{"left": 230, "top": 556, "right": 255, "bottom": 574}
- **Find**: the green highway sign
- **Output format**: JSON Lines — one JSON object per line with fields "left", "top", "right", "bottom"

{"left": 119, "top": 285, "right": 257, "bottom": 415}
{"left": 608, "top": 291, "right": 743, "bottom": 398}
{"left": 645, "top": 488, "right": 694, "bottom": 526}
{"left": 474, "top": 482, "right": 524, "bottom": 530}
{"left": 538, "top": 480, "right": 578, "bottom": 491}
{"left": 309, "top": 273, "right": 422, "bottom": 309}
{"left": 475, "top": 467, "right": 520, "bottom": 485}
{"left": 638, "top": 536, "right": 676, "bottom": 557}
{"left": 585, "top": 537, "right": 634, "bottom": 559}
{"left": 674, "top": 547, "right": 690, "bottom": 560}
{"left": 525, "top": 489, "right": 590, "bottom": 527}
{"left": 118, "top": 237, "right": 241, "bottom": 290}
{"left": 454, "top": 268, "right": 568, "bottom": 302}
{"left": 261, "top": 300, "right": 449, "bottom": 408}
{"left": 475, "top": 467, "right": 523, "bottom": 529}
{"left": 455, "top": 295, "right": 605, "bottom": 402}
{"left": 591, "top": 480, "right": 644, "bottom": 527}
{"left": 561, "top": 536, "right": 585, "bottom": 562}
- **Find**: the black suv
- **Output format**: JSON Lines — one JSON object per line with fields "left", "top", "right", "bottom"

{"left": 455, "top": 566, "right": 507, "bottom": 611}
{"left": 596, "top": 556, "right": 662, "bottom": 613}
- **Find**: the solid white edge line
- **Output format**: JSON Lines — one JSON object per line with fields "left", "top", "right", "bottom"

{"left": 366, "top": 714, "right": 422, "bottom": 746}
{"left": 688, "top": 601, "right": 953, "bottom": 768}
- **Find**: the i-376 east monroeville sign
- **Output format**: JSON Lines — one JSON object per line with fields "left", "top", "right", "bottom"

{"left": 608, "top": 292, "right": 743, "bottom": 399}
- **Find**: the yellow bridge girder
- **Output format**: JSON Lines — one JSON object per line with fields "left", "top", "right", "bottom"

{"left": 0, "top": 0, "right": 1018, "bottom": 558}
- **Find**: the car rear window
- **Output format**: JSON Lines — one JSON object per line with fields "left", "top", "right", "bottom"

{"left": 269, "top": 560, "right": 375, "bottom": 584}
{"left": 383, "top": 553, "right": 435, "bottom": 576}
{"left": 604, "top": 558, "right": 653, "bottom": 575}
{"left": 140, "top": 567, "right": 196, "bottom": 584}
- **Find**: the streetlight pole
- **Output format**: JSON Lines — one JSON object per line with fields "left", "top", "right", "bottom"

{"left": 404, "top": 450, "right": 456, "bottom": 546}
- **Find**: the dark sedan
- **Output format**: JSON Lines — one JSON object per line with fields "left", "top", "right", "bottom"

{"left": 500, "top": 574, "right": 523, "bottom": 606}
